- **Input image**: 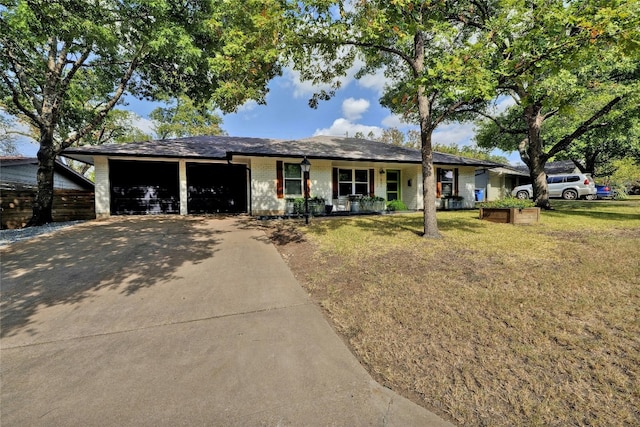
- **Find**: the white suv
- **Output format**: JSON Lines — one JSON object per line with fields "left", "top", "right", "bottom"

{"left": 512, "top": 174, "right": 597, "bottom": 200}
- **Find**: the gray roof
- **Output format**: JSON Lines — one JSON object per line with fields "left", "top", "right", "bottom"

{"left": 513, "top": 160, "right": 581, "bottom": 175}
{"left": 62, "top": 135, "right": 503, "bottom": 167}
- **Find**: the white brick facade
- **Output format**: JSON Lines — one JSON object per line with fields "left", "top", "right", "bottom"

{"left": 90, "top": 155, "right": 480, "bottom": 217}
{"left": 93, "top": 156, "right": 110, "bottom": 218}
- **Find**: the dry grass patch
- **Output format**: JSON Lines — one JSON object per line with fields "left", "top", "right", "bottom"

{"left": 265, "top": 200, "right": 640, "bottom": 426}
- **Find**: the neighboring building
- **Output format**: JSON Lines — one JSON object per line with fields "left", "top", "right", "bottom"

{"left": 0, "top": 157, "right": 94, "bottom": 190}
{"left": 513, "top": 160, "right": 582, "bottom": 176}
{"left": 475, "top": 166, "right": 529, "bottom": 201}
{"left": 1, "top": 157, "right": 95, "bottom": 228}
{"left": 62, "top": 135, "right": 502, "bottom": 218}
{"left": 474, "top": 160, "right": 583, "bottom": 202}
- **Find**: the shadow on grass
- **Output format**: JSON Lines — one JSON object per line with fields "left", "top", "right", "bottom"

{"left": 296, "top": 211, "right": 485, "bottom": 238}
{"left": 0, "top": 216, "right": 225, "bottom": 338}
{"left": 545, "top": 200, "right": 640, "bottom": 222}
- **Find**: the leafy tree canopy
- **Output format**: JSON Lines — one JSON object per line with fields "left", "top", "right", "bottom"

{"left": 150, "top": 96, "right": 225, "bottom": 140}
{"left": 1, "top": 0, "right": 285, "bottom": 224}
{"left": 0, "top": 114, "right": 19, "bottom": 155}
{"left": 469, "top": 0, "right": 640, "bottom": 207}
{"left": 284, "top": 0, "right": 498, "bottom": 237}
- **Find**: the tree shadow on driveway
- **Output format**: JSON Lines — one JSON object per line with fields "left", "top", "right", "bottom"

{"left": 0, "top": 216, "right": 225, "bottom": 339}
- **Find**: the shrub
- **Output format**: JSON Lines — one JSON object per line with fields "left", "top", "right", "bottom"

{"left": 477, "top": 197, "right": 536, "bottom": 209}
{"left": 387, "top": 199, "right": 408, "bottom": 211}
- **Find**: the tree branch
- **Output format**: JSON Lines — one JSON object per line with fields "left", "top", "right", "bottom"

{"left": 547, "top": 96, "right": 623, "bottom": 158}
{"left": 61, "top": 51, "right": 144, "bottom": 150}
{"left": 60, "top": 44, "right": 91, "bottom": 92}
{"left": 472, "top": 109, "right": 527, "bottom": 135}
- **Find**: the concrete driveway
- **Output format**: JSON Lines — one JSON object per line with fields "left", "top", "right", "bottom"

{"left": 1, "top": 216, "right": 452, "bottom": 426}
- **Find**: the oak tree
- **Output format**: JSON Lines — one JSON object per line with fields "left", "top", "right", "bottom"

{"left": 470, "top": 0, "right": 640, "bottom": 208}
{"left": 286, "top": 1, "right": 494, "bottom": 237}
{"left": 1, "top": 0, "right": 283, "bottom": 225}
{"left": 150, "top": 96, "right": 225, "bottom": 140}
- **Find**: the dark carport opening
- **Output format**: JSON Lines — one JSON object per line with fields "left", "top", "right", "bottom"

{"left": 109, "top": 160, "right": 180, "bottom": 215}
{"left": 186, "top": 163, "right": 247, "bottom": 214}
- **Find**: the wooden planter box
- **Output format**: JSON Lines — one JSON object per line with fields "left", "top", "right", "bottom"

{"left": 479, "top": 207, "right": 540, "bottom": 224}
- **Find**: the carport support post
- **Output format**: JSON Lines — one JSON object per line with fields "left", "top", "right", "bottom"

{"left": 179, "top": 160, "right": 188, "bottom": 215}
{"left": 301, "top": 157, "right": 311, "bottom": 225}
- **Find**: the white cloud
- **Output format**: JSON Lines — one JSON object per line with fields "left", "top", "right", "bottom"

{"left": 281, "top": 53, "right": 392, "bottom": 100}
{"left": 432, "top": 122, "right": 476, "bottom": 146}
{"left": 492, "top": 96, "right": 517, "bottom": 114}
{"left": 283, "top": 68, "right": 332, "bottom": 98}
{"left": 237, "top": 99, "right": 259, "bottom": 113}
{"left": 342, "top": 98, "right": 370, "bottom": 120}
{"left": 357, "top": 71, "right": 387, "bottom": 95}
{"left": 381, "top": 114, "right": 416, "bottom": 129}
{"left": 313, "top": 118, "right": 383, "bottom": 138}
{"left": 130, "top": 114, "right": 156, "bottom": 137}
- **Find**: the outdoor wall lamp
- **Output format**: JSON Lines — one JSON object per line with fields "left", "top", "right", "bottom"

{"left": 300, "top": 156, "right": 311, "bottom": 224}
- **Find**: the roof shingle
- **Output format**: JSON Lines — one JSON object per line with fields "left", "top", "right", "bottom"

{"left": 62, "top": 135, "right": 503, "bottom": 167}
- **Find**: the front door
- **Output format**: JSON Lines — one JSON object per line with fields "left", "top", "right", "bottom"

{"left": 386, "top": 170, "right": 400, "bottom": 201}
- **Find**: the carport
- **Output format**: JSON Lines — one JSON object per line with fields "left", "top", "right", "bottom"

{"left": 108, "top": 159, "right": 248, "bottom": 216}
{"left": 109, "top": 160, "right": 180, "bottom": 215}
{"left": 186, "top": 162, "right": 247, "bottom": 214}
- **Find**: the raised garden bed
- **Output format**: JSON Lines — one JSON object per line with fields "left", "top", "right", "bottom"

{"left": 479, "top": 207, "right": 540, "bottom": 224}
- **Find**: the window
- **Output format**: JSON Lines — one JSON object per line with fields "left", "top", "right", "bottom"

{"left": 284, "top": 163, "right": 302, "bottom": 196}
{"left": 338, "top": 168, "right": 369, "bottom": 196}
{"left": 439, "top": 169, "right": 454, "bottom": 197}
{"left": 386, "top": 170, "right": 400, "bottom": 201}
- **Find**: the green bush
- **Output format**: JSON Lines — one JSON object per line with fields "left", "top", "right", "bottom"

{"left": 289, "top": 197, "right": 325, "bottom": 214}
{"left": 387, "top": 199, "right": 408, "bottom": 211}
{"left": 477, "top": 197, "right": 536, "bottom": 209}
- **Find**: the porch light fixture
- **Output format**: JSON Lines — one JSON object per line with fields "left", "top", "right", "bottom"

{"left": 379, "top": 168, "right": 385, "bottom": 175}
{"left": 300, "top": 156, "right": 311, "bottom": 224}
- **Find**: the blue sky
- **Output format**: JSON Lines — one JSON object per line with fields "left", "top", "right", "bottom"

{"left": 13, "top": 65, "right": 522, "bottom": 164}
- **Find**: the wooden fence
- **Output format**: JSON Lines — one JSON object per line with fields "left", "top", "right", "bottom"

{"left": 0, "top": 186, "right": 95, "bottom": 229}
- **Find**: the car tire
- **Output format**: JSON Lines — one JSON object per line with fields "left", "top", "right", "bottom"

{"left": 515, "top": 190, "right": 530, "bottom": 200}
{"left": 562, "top": 189, "right": 578, "bottom": 200}
{"left": 585, "top": 194, "right": 596, "bottom": 200}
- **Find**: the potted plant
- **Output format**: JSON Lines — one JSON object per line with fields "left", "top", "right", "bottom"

{"left": 348, "top": 194, "right": 361, "bottom": 213}
{"left": 285, "top": 198, "right": 295, "bottom": 214}
{"left": 478, "top": 197, "right": 539, "bottom": 224}
{"left": 308, "top": 196, "right": 325, "bottom": 216}
{"left": 442, "top": 195, "right": 464, "bottom": 210}
{"left": 360, "top": 196, "right": 386, "bottom": 212}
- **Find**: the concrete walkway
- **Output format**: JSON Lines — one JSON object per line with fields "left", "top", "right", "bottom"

{"left": 1, "top": 216, "right": 452, "bottom": 426}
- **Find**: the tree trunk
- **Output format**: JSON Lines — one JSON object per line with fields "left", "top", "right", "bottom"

{"left": 413, "top": 30, "right": 440, "bottom": 238}
{"left": 420, "top": 128, "right": 440, "bottom": 238}
{"left": 524, "top": 104, "right": 552, "bottom": 209}
{"left": 28, "top": 131, "right": 56, "bottom": 226}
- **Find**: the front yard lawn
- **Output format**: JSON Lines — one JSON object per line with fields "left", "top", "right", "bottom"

{"left": 266, "top": 198, "right": 640, "bottom": 426}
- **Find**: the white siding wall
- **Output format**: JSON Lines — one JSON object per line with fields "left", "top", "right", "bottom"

{"left": 405, "top": 166, "right": 422, "bottom": 210}
{"left": 250, "top": 157, "right": 278, "bottom": 215}
{"left": 1, "top": 164, "right": 39, "bottom": 186}
{"left": 1, "top": 163, "right": 86, "bottom": 190}
{"left": 458, "top": 166, "right": 476, "bottom": 208}
{"left": 488, "top": 172, "right": 507, "bottom": 201}
{"left": 94, "top": 157, "right": 110, "bottom": 218}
